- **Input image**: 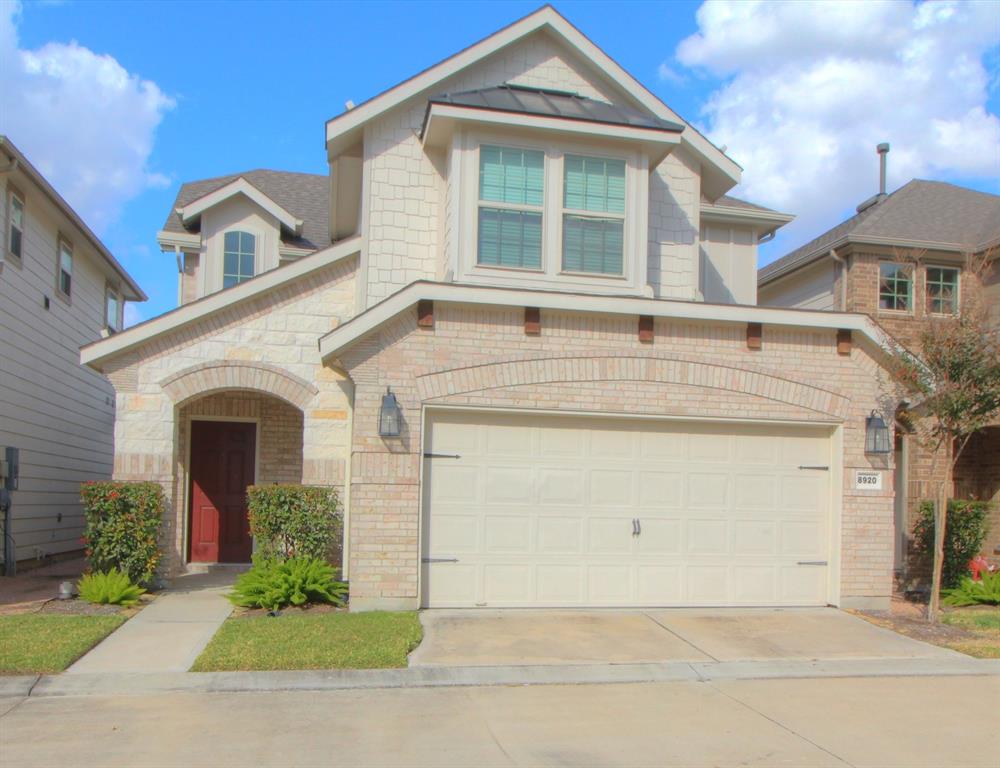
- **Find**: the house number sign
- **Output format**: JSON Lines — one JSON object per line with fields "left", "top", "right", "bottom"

{"left": 854, "top": 470, "right": 883, "bottom": 491}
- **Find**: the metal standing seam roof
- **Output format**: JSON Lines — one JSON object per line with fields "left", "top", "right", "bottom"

{"left": 760, "top": 179, "right": 1000, "bottom": 285}
{"left": 423, "top": 83, "right": 685, "bottom": 135}
{"left": 162, "top": 169, "right": 330, "bottom": 251}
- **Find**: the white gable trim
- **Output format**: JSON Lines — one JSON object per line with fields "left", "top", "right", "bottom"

{"left": 324, "top": 6, "right": 739, "bottom": 195}
{"left": 82, "top": 236, "right": 361, "bottom": 370}
{"left": 177, "top": 178, "right": 304, "bottom": 235}
{"left": 317, "top": 280, "right": 898, "bottom": 360}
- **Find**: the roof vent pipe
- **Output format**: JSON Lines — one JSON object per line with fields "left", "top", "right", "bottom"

{"left": 877, "top": 142, "right": 890, "bottom": 196}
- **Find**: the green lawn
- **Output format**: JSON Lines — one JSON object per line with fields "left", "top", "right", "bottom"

{"left": 0, "top": 614, "right": 127, "bottom": 674}
{"left": 942, "top": 608, "right": 1000, "bottom": 658}
{"left": 192, "top": 611, "right": 423, "bottom": 671}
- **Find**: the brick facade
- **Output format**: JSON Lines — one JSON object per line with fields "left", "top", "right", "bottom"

{"left": 339, "top": 303, "right": 899, "bottom": 611}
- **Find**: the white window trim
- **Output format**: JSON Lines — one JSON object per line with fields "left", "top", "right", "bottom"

{"left": 877, "top": 260, "right": 913, "bottom": 315}
{"left": 453, "top": 129, "right": 649, "bottom": 295}
{"left": 221, "top": 229, "right": 259, "bottom": 290}
{"left": 924, "top": 264, "right": 961, "bottom": 315}
{"left": 6, "top": 186, "right": 24, "bottom": 267}
{"left": 56, "top": 235, "right": 73, "bottom": 303}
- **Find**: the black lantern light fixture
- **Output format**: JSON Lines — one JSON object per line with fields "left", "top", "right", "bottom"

{"left": 865, "top": 410, "right": 891, "bottom": 454}
{"left": 379, "top": 387, "right": 402, "bottom": 437}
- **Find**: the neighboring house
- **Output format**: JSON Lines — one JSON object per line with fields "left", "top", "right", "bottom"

{"left": 84, "top": 6, "right": 905, "bottom": 611}
{"left": 0, "top": 136, "right": 146, "bottom": 572}
{"left": 759, "top": 161, "right": 1000, "bottom": 578}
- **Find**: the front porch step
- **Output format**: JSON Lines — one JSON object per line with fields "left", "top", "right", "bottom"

{"left": 181, "top": 563, "right": 252, "bottom": 576}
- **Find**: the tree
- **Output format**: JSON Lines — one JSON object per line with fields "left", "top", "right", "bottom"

{"left": 887, "top": 250, "right": 1000, "bottom": 621}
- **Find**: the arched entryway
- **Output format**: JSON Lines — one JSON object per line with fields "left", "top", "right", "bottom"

{"left": 177, "top": 390, "right": 304, "bottom": 564}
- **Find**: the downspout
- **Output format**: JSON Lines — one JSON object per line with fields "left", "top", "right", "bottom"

{"left": 341, "top": 375, "right": 355, "bottom": 582}
{"left": 830, "top": 247, "right": 847, "bottom": 310}
{"left": 174, "top": 245, "right": 183, "bottom": 306}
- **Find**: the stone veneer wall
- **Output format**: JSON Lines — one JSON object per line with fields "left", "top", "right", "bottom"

{"left": 339, "top": 303, "right": 899, "bottom": 611}
{"left": 103, "top": 258, "right": 357, "bottom": 575}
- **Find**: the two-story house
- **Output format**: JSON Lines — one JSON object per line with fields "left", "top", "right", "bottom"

{"left": 759, "top": 148, "right": 1000, "bottom": 580}
{"left": 83, "top": 6, "right": 906, "bottom": 611}
{"left": 1, "top": 136, "right": 146, "bottom": 574}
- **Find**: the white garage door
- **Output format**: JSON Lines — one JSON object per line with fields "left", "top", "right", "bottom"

{"left": 421, "top": 410, "right": 833, "bottom": 608}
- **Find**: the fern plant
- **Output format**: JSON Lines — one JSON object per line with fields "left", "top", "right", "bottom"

{"left": 78, "top": 569, "right": 146, "bottom": 607}
{"left": 228, "top": 556, "right": 347, "bottom": 611}
{"left": 942, "top": 570, "right": 1000, "bottom": 607}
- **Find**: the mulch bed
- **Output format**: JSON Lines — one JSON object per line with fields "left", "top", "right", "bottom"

{"left": 233, "top": 603, "right": 348, "bottom": 618}
{"left": 848, "top": 595, "right": 987, "bottom": 645}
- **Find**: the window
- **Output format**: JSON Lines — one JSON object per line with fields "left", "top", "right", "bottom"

{"left": 8, "top": 190, "right": 23, "bottom": 261}
{"left": 926, "top": 266, "right": 959, "bottom": 314}
{"left": 562, "top": 155, "right": 625, "bottom": 275}
{"left": 105, "top": 288, "right": 122, "bottom": 332}
{"left": 878, "top": 262, "right": 911, "bottom": 311}
{"left": 223, "top": 231, "right": 255, "bottom": 288}
{"left": 476, "top": 146, "right": 544, "bottom": 270}
{"left": 57, "top": 238, "right": 73, "bottom": 298}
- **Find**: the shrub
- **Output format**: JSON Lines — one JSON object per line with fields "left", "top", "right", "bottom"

{"left": 246, "top": 484, "right": 342, "bottom": 561}
{"left": 78, "top": 569, "right": 146, "bottom": 607}
{"left": 942, "top": 570, "right": 1000, "bottom": 607}
{"left": 81, "top": 481, "right": 164, "bottom": 585}
{"left": 913, "top": 499, "right": 991, "bottom": 589}
{"left": 228, "top": 556, "right": 347, "bottom": 612}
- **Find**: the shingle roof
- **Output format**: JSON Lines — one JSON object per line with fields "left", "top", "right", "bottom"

{"left": 425, "top": 83, "right": 684, "bottom": 134}
{"left": 162, "top": 169, "right": 329, "bottom": 251}
{"left": 760, "top": 180, "right": 1000, "bottom": 284}
{"left": 704, "top": 194, "right": 783, "bottom": 214}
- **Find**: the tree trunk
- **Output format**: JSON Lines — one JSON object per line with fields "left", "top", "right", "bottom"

{"left": 928, "top": 482, "right": 947, "bottom": 623}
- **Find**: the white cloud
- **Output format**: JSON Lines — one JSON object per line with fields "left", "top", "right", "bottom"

{"left": 673, "top": 0, "right": 1000, "bottom": 260}
{"left": 0, "top": 0, "right": 174, "bottom": 233}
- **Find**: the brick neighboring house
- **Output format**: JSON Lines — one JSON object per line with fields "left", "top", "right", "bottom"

{"left": 759, "top": 163, "right": 1000, "bottom": 582}
{"left": 83, "top": 6, "right": 908, "bottom": 611}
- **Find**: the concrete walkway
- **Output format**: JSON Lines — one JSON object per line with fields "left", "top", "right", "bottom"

{"left": 66, "top": 573, "right": 234, "bottom": 674}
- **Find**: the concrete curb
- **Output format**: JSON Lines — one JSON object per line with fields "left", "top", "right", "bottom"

{"left": 0, "top": 675, "right": 38, "bottom": 698}
{"left": 20, "top": 657, "right": 1000, "bottom": 698}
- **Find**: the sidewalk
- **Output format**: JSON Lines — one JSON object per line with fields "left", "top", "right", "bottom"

{"left": 66, "top": 572, "right": 235, "bottom": 675}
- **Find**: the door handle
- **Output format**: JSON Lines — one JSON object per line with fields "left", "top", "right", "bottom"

{"left": 636, "top": 518, "right": 641, "bottom": 536}
{"left": 631, "top": 519, "right": 638, "bottom": 536}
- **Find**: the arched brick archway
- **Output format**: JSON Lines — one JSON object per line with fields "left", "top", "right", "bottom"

{"left": 160, "top": 360, "right": 318, "bottom": 410}
{"left": 415, "top": 355, "right": 850, "bottom": 419}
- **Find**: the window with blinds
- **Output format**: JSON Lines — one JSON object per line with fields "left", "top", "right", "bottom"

{"left": 562, "top": 155, "right": 625, "bottom": 275}
{"left": 477, "top": 146, "right": 544, "bottom": 270}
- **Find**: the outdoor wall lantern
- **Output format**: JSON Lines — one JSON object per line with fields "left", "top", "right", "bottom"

{"left": 865, "top": 410, "right": 891, "bottom": 455}
{"left": 379, "top": 387, "right": 402, "bottom": 437}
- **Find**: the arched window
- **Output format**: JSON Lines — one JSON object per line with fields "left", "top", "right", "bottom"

{"left": 223, "top": 231, "right": 256, "bottom": 288}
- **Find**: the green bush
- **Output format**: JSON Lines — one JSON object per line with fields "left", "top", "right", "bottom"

{"left": 246, "top": 484, "right": 342, "bottom": 561}
{"left": 942, "top": 570, "right": 1000, "bottom": 606}
{"left": 228, "top": 556, "right": 347, "bottom": 612}
{"left": 80, "top": 481, "right": 164, "bottom": 585}
{"left": 913, "top": 499, "right": 990, "bottom": 589}
{"left": 78, "top": 569, "right": 146, "bottom": 607}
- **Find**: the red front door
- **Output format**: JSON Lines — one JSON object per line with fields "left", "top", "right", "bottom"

{"left": 189, "top": 420, "right": 255, "bottom": 563}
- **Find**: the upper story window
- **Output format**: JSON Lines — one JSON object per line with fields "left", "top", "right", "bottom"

{"left": 562, "top": 156, "right": 625, "bottom": 275}
{"left": 105, "top": 287, "right": 122, "bottom": 332}
{"left": 7, "top": 189, "right": 23, "bottom": 262}
{"left": 878, "top": 262, "right": 911, "bottom": 311}
{"left": 223, "top": 231, "right": 256, "bottom": 289}
{"left": 477, "top": 146, "right": 544, "bottom": 270}
{"left": 57, "top": 238, "right": 73, "bottom": 299}
{"left": 926, "top": 266, "right": 959, "bottom": 314}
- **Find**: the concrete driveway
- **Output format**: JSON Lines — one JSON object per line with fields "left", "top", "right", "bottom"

{"left": 408, "top": 607, "right": 958, "bottom": 667}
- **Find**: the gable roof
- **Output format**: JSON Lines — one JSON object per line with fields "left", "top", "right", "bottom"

{"left": 161, "top": 170, "right": 329, "bottom": 251}
{"left": 760, "top": 180, "right": 1000, "bottom": 286}
{"left": 0, "top": 136, "right": 146, "bottom": 301}
{"left": 324, "top": 5, "right": 741, "bottom": 199}
{"left": 425, "top": 84, "right": 684, "bottom": 134}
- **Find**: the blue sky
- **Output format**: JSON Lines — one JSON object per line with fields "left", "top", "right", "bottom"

{"left": 4, "top": 0, "right": 999, "bottom": 322}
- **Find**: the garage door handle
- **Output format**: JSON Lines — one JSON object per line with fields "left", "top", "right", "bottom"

{"left": 798, "top": 465, "right": 829, "bottom": 470}
{"left": 797, "top": 561, "right": 828, "bottom": 566}
{"left": 423, "top": 453, "right": 461, "bottom": 459}
{"left": 636, "top": 518, "right": 641, "bottom": 535}
{"left": 422, "top": 557, "right": 459, "bottom": 563}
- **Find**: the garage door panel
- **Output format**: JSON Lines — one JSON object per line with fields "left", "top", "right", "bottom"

{"left": 688, "top": 473, "right": 729, "bottom": 507}
{"left": 587, "top": 518, "right": 634, "bottom": 554}
{"left": 484, "top": 515, "right": 531, "bottom": 554}
{"left": 638, "top": 471, "right": 683, "bottom": 508}
{"left": 537, "top": 517, "right": 583, "bottom": 554}
{"left": 538, "top": 468, "right": 585, "bottom": 504}
{"left": 422, "top": 412, "right": 832, "bottom": 608}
